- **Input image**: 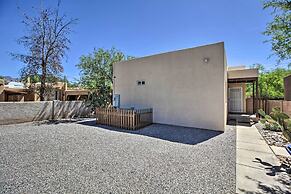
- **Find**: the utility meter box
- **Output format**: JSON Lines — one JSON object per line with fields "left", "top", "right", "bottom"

{"left": 113, "top": 94, "right": 120, "bottom": 108}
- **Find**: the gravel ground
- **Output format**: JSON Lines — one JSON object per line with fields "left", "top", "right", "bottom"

{"left": 0, "top": 120, "right": 236, "bottom": 194}
{"left": 255, "top": 123, "right": 289, "bottom": 147}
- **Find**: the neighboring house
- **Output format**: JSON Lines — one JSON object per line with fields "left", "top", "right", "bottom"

{"left": 0, "top": 81, "right": 89, "bottom": 102}
{"left": 0, "top": 82, "right": 28, "bottom": 102}
{"left": 113, "top": 42, "right": 258, "bottom": 131}
{"left": 284, "top": 74, "right": 291, "bottom": 101}
{"left": 27, "top": 82, "right": 89, "bottom": 101}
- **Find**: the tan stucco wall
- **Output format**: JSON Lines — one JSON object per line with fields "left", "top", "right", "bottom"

{"left": 0, "top": 86, "right": 4, "bottom": 101}
{"left": 0, "top": 101, "right": 91, "bottom": 125}
{"left": 113, "top": 42, "right": 227, "bottom": 131}
{"left": 224, "top": 48, "right": 228, "bottom": 126}
{"left": 228, "top": 83, "right": 247, "bottom": 112}
{"left": 284, "top": 75, "right": 291, "bottom": 101}
{"left": 227, "top": 68, "right": 258, "bottom": 79}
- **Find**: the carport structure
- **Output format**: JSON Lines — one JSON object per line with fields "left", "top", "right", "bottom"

{"left": 63, "top": 89, "right": 90, "bottom": 101}
{"left": 0, "top": 88, "right": 29, "bottom": 102}
{"left": 227, "top": 67, "right": 259, "bottom": 114}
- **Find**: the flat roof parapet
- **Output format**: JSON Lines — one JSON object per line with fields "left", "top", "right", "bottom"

{"left": 227, "top": 68, "right": 259, "bottom": 80}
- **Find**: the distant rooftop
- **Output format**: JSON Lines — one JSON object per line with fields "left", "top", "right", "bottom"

{"left": 5, "top": 82, "right": 25, "bottom": 89}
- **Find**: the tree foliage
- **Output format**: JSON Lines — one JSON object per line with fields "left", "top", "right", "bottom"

{"left": 247, "top": 64, "right": 291, "bottom": 98}
{"left": 77, "top": 48, "right": 133, "bottom": 108}
{"left": 263, "top": 0, "right": 291, "bottom": 66}
{"left": 12, "top": 1, "right": 77, "bottom": 100}
{"left": 62, "top": 76, "right": 79, "bottom": 88}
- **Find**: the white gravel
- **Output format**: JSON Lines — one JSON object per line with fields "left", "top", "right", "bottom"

{"left": 0, "top": 120, "right": 236, "bottom": 193}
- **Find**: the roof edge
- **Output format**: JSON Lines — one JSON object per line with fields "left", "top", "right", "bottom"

{"left": 116, "top": 41, "right": 225, "bottom": 64}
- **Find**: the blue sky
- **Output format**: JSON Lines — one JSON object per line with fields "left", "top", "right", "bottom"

{"left": 0, "top": 0, "right": 279, "bottom": 81}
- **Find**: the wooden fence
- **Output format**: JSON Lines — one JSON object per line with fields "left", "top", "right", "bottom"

{"left": 96, "top": 107, "right": 153, "bottom": 130}
{"left": 247, "top": 98, "right": 291, "bottom": 116}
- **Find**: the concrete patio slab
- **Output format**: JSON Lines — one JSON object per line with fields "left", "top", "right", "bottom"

{"left": 237, "top": 149, "right": 278, "bottom": 170}
{"left": 271, "top": 145, "right": 290, "bottom": 158}
{"left": 237, "top": 141, "right": 274, "bottom": 153}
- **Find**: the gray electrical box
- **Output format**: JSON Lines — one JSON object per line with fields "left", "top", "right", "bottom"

{"left": 113, "top": 94, "right": 120, "bottom": 108}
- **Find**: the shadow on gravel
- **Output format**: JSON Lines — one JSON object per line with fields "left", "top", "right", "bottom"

{"left": 34, "top": 118, "right": 93, "bottom": 126}
{"left": 78, "top": 120, "right": 222, "bottom": 145}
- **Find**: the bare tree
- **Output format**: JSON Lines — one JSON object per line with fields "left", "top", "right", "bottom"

{"left": 12, "top": 1, "right": 77, "bottom": 100}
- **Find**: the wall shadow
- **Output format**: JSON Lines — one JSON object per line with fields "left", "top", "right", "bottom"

{"left": 77, "top": 120, "right": 223, "bottom": 145}
{"left": 54, "top": 101, "right": 90, "bottom": 119}
{"left": 33, "top": 101, "right": 52, "bottom": 121}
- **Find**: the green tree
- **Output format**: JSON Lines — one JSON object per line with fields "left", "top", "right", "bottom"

{"left": 12, "top": 2, "right": 77, "bottom": 100}
{"left": 62, "top": 75, "right": 79, "bottom": 88}
{"left": 77, "top": 48, "right": 133, "bottom": 108}
{"left": 263, "top": 0, "right": 291, "bottom": 66}
{"left": 247, "top": 64, "right": 291, "bottom": 98}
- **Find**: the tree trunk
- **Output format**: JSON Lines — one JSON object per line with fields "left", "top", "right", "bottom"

{"left": 40, "top": 64, "right": 46, "bottom": 101}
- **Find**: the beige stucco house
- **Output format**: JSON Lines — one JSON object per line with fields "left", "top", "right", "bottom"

{"left": 113, "top": 42, "right": 258, "bottom": 131}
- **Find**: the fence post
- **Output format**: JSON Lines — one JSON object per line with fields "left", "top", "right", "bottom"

{"left": 95, "top": 108, "right": 99, "bottom": 124}
{"left": 282, "top": 100, "right": 284, "bottom": 112}
{"left": 51, "top": 100, "right": 56, "bottom": 121}
{"left": 133, "top": 110, "right": 136, "bottom": 130}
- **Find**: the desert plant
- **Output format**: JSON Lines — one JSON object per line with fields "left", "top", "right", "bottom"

{"left": 284, "top": 119, "right": 291, "bottom": 132}
{"left": 270, "top": 107, "right": 290, "bottom": 126}
{"left": 283, "top": 119, "right": 291, "bottom": 141}
{"left": 258, "top": 108, "right": 290, "bottom": 131}
{"left": 258, "top": 109, "right": 267, "bottom": 117}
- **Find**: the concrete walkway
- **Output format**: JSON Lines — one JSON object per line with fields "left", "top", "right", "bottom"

{"left": 236, "top": 125, "right": 290, "bottom": 193}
